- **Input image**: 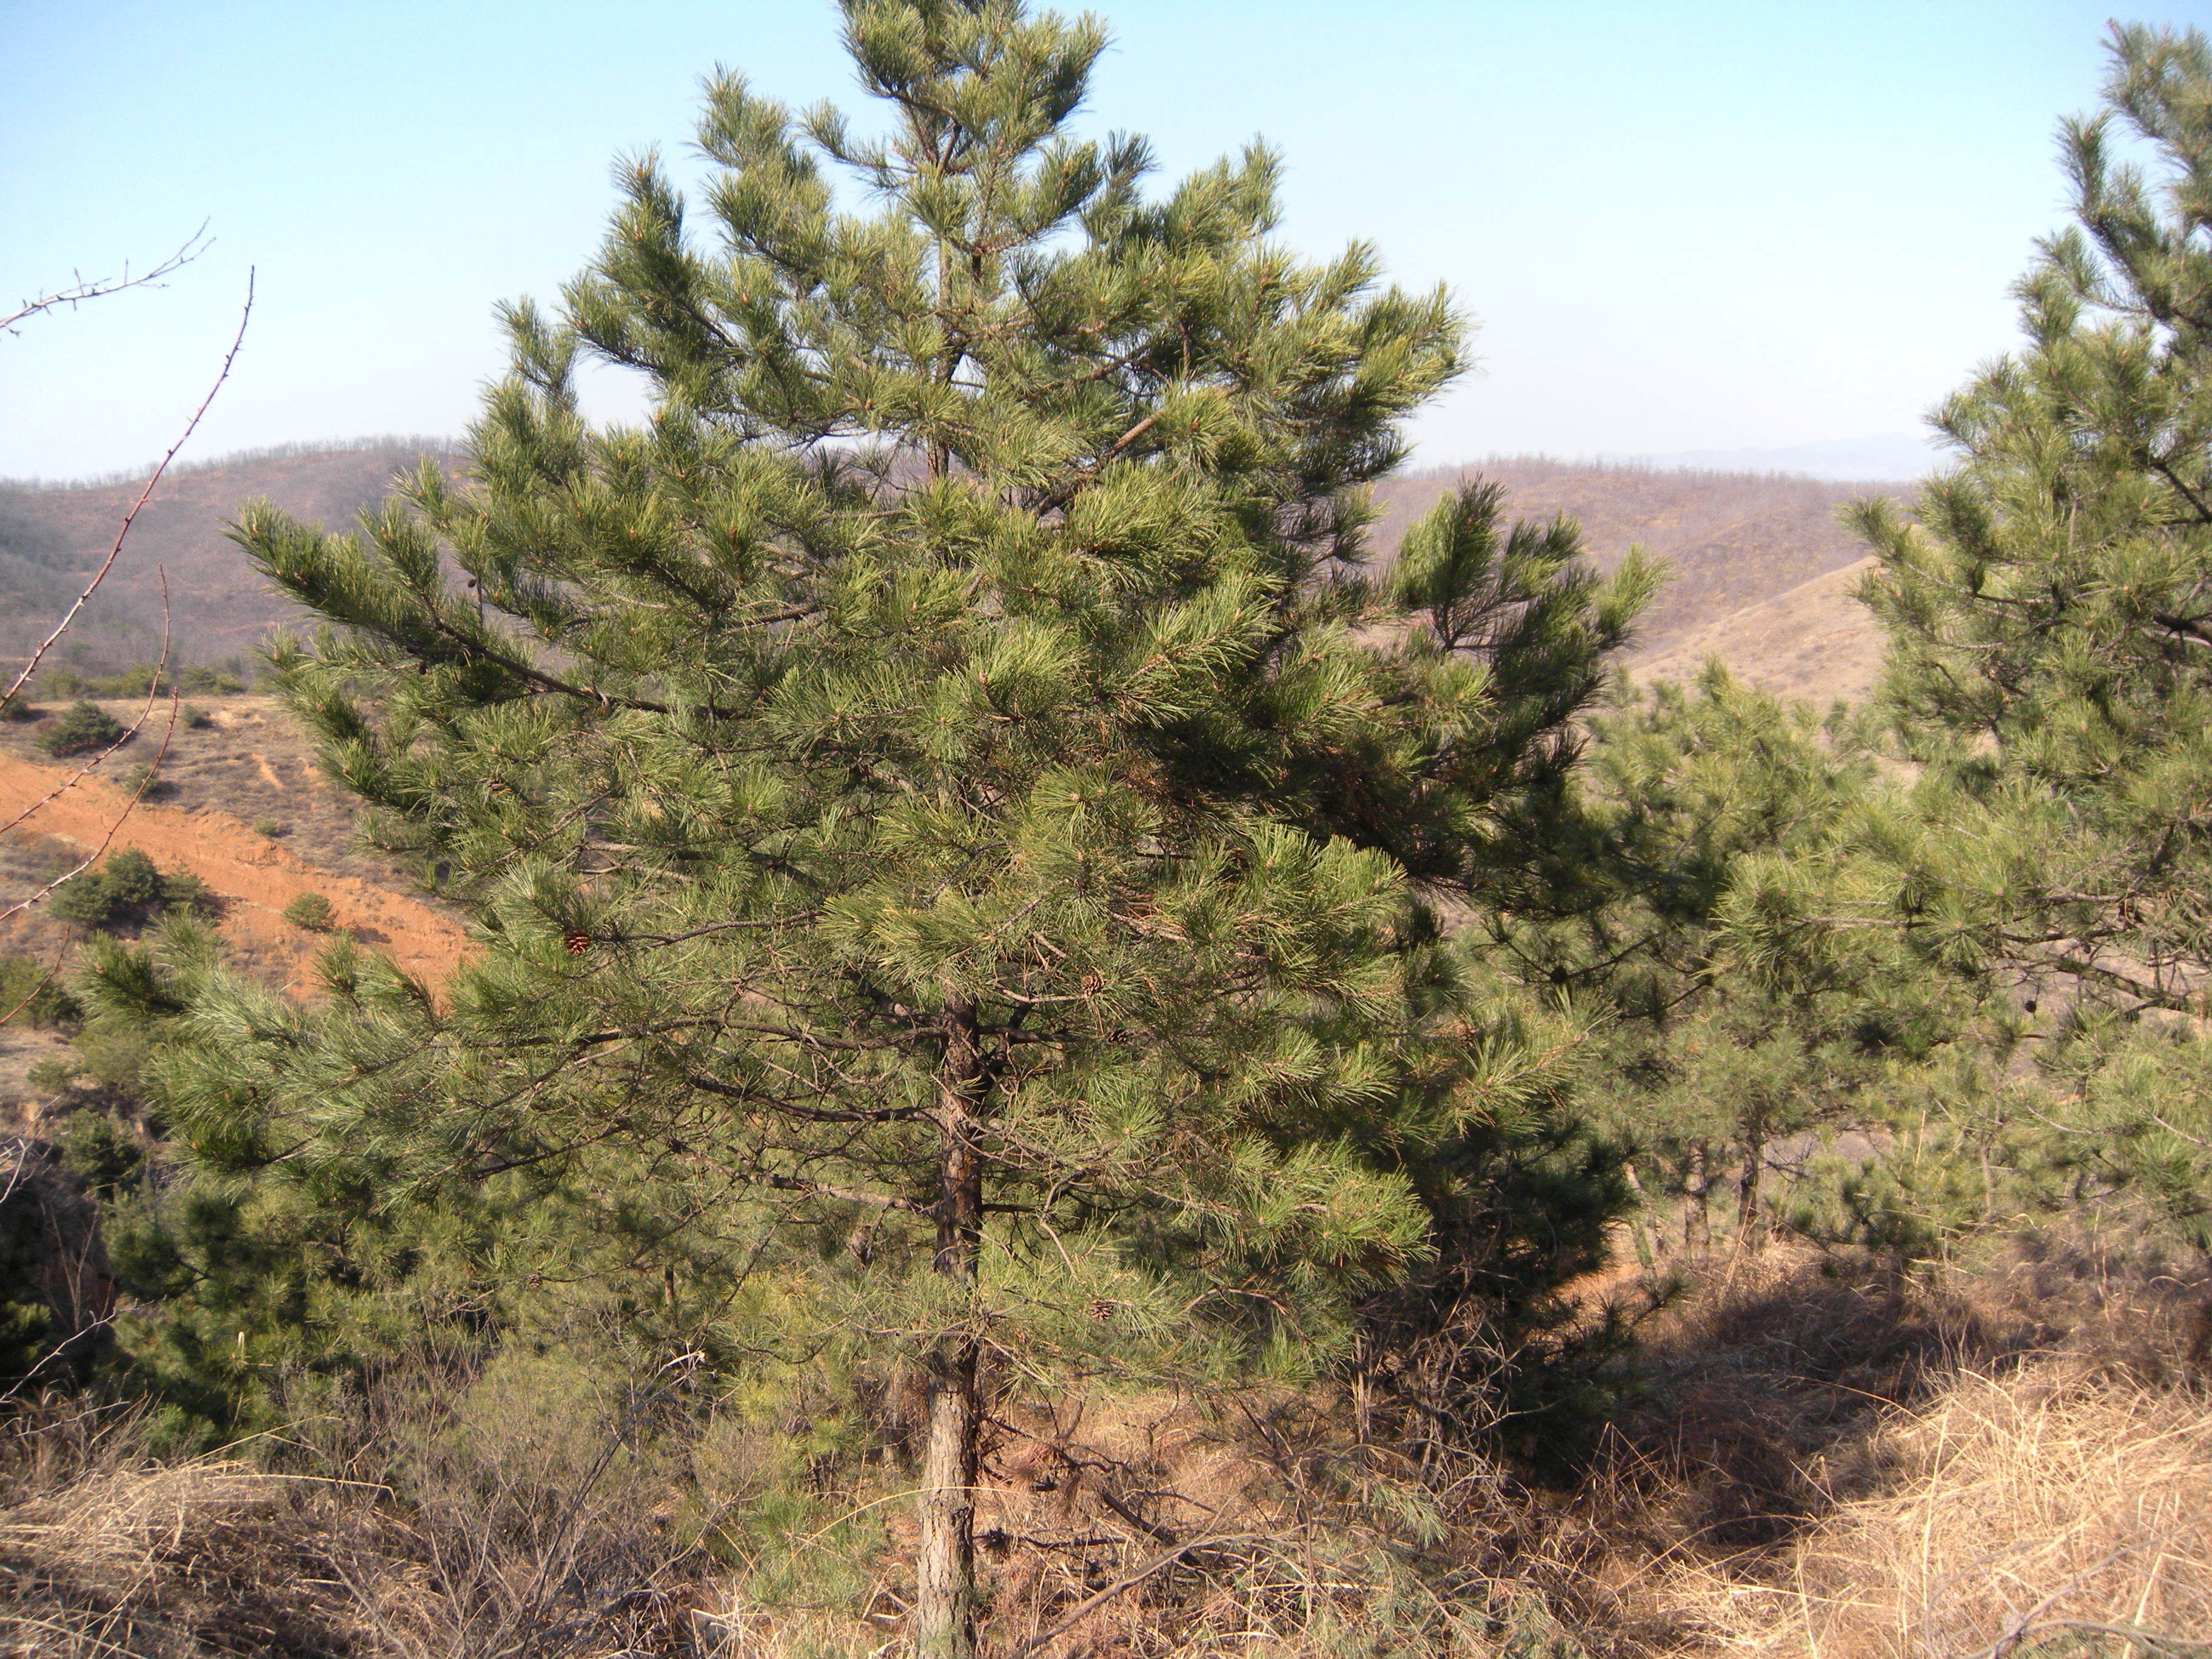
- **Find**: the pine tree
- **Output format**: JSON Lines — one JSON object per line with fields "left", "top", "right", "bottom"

{"left": 1762, "top": 23, "right": 2212, "bottom": 1243}
{"left": 1489, "top": 668, "right": 1964, "bottom": 1258}
{"left": 193, "top": 2, "right": 1646, "bottom": 1646}
{"left": 1850, "top": 22, "right": 2212, "bottom": 1009}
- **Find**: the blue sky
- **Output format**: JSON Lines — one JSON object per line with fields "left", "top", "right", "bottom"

{"left": 7, "top": 1, "right": 2210, "bottom": 481}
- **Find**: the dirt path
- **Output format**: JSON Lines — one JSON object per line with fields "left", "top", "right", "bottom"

{"left": 0, "top": 751, "right": 469, "bottom": 991}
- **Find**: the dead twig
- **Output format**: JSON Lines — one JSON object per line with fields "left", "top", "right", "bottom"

{"left": 3, "top": 269, "right": 252, "bottom": 709}
{"left": 0, "top": 571, "right": 185, "bottom": 927}
{"left": 0, "top": 224, "right": 210, "bottom": 337}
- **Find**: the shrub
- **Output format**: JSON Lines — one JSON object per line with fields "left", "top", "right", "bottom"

{"left": 96, "top": 850, "right": 161, "bottom": 910}
{"left": 55, "top": 1107, "right": 147, "bottom": 1196}
{"left": 1, "top": 691, "right": 38, "bottom": 722}
{"left": 45, "top": 851, "right": 213, "bottom": 930}
{"left": 281, "top": 892, "right": 333, "bottom": 931}
{"left": 93, "top": 663, "right": 164, "bottom": 699}
{"left": 25, "top": 1056, "right": 81, "bottom": 1094}
{"left": 181, "top": 704, "right": 212, "bottom": 730}
{"left": 37, "top": 700, "right": 122, "bottom": 759}
{"left": 158, "top": 869, "right": 216, "bottom": 914}
{"left": 46, "top": 871, "right": 119, "bottom": 925}
{"left": 251, "top": 817, "right": 283, "bottom": 837}
{"left": 178, "top": 665, "right": 247, "bottom": 695}
{"left": 0, "top": 954, "right": 81, "bottom": 1028}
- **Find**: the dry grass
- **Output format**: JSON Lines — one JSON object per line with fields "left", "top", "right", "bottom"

{"left": 1661, "top": 1364, "right": 2211, "bottom": 1657}
{"left": 1, "top": 1233, "right": 2205, "bottom": 1657}
{"left": 0, "top": 1365, "right": 720, "bottom": 1658}
{"left": 0, "top": 1403, "right": 381, "bottom": 1657}
{"left": 1624, "top": 557, "right": 1886, "bottom": 709}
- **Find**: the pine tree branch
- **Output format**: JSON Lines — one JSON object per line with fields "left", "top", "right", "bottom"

{"left": 2148, "top": 608, "right": 2212, "bottom": 648}
{"left": 1033, "top": 412, "right": 1161, "bottom": 515}
{"left": 763, "top": 1172, "right": 928, "bottom": 1212}
{"left": 2039, "top": 950, "right": 2197, "bottom": 1009}
{"left": 627, "top": 913, "right": 825, "bottom": 943}
{"left": 417, "top": 611, "right": 678, "bottom": 715}
{"left": 714, "top": 1016, "right": 934, "bottom": 1052}
{"left": 2146, "top": 454, "right": 2212, "bottom": 525}
{"left": 687, "top": 1073, "right": 928, "bottom": 1124}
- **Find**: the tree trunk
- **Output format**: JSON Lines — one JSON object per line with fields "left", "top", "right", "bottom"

{"left": 916, "top": 1005, "right": 985, "bottom": 1659}
{"left": 1683, "top": 1142, "right": 1711, "bottom": 1258}
{"left": 917, "top": 1338, "right": 980, "bottom": 1659}
{"left": 1621, "top": 1159, "right": 1658, "bottom": 1270}
{"left": 1734, "top": 1139, "right": 1763, "bottom": 1253}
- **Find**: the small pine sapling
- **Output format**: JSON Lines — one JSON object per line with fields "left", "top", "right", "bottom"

{"left": 37, "top": 700, "right": 122, "bottom": 759}
{"left": 281, "top": 891, "right": 333, "bottom": 931}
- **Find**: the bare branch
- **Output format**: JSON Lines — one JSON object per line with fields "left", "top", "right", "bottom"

{"left": 0, "top": 572, "right": 184, "bottom": 927}
{"left": 1009, "top": 1529, "right": 1264, "bottom": 1659}
{"left": 1, "top": 223, "right": 212, "bottom": 337}
{"left": 0, "top": 936, "right": 76, "bottom": 1028}
{"left": 2, "top": 270, "right": 255, "bottom": 709}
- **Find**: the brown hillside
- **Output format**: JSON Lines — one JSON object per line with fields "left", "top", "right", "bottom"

{"left": 1626, "top": 555, "right": 1887, "bottom": 707}
{"left": 0, "top": 441, "right": 447, "bottom": 674}
{"left": 1374, "top": 458, "right": 1907, "bottom": 704}
{"left": 1, "top": 442, "right": 1906, "bottom": 697}
{"left": 0, "top": 694, "right": 467, "bottom": 994}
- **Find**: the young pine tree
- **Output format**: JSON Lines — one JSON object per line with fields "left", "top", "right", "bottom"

{"left": 191, "top": 3, "right": 1646, "bottom": 1647}
{"left": 1493, "top": 668, "right": 1961, "bottom": 1257}
{"left": 1760, "top": 23, "right": 2212, "bottom": 1243}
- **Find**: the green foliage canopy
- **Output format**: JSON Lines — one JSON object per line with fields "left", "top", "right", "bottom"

{"left": 1731, "top": 24, "right": 2212, "bottom": 1247}
{"left": 136, "top": 1, "right": 1651, "bottom": 1647}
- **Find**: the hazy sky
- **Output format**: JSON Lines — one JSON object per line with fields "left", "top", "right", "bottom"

{"left": 8, "top": 1, "right": 2211, "bottom": 482}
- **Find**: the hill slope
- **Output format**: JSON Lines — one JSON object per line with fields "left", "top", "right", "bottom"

{"left": 2, "top": 442, "right": 1904, "bottom": 698}
{"left": 0, "top": 441, "right": 450, "bottom": 674}
{"left": 0, "top": 451, "right": 1908, "bottom": 1120}
{"left": 1372, "top": 458, "right": 1902, "bottom": 704}
{"left": 1626, "top": 555, "right": 1885, "bottom": 706}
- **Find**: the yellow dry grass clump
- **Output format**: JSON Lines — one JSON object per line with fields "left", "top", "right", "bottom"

{"left": 1, "top": 1240, "right": 2205, "bottom": 1657}
{"left": 1668, "top": 1364, "right": 2211, "bottom": 1658}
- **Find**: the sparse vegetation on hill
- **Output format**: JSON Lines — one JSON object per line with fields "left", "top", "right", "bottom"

{"left": 0, "top": 445, "right": 1906, "bottom": 700}
{"left": 46, "top": 850, "right": 213, "bottom": 930}
{"left": 1374, "top": 457, "right": 1909, "bottom": 652}
{"left": 0, "top": 443, "right": 449, "bottom": 675}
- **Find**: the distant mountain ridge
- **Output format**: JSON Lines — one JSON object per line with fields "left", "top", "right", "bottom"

{"left": 1600, "top": 432, "right": 1945, "bottom": 481}
{"left": 0, "top": 441, "right": 450, "bottom": 674}
{"left": 0, "top": 441, "right": 1900, "bottom": 704}
{"left": 1373, "top": 457, "right": 1903, "bottom": 703}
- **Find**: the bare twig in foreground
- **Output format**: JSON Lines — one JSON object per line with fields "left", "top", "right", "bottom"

{"left": 2, "top": 269, "right": 253, "bottom": 711}
{"left": 0, "top": 570, "right": 183, "bottom": 928}
{"left": 0, "top": 223, "right": 211, "bottom": 337}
